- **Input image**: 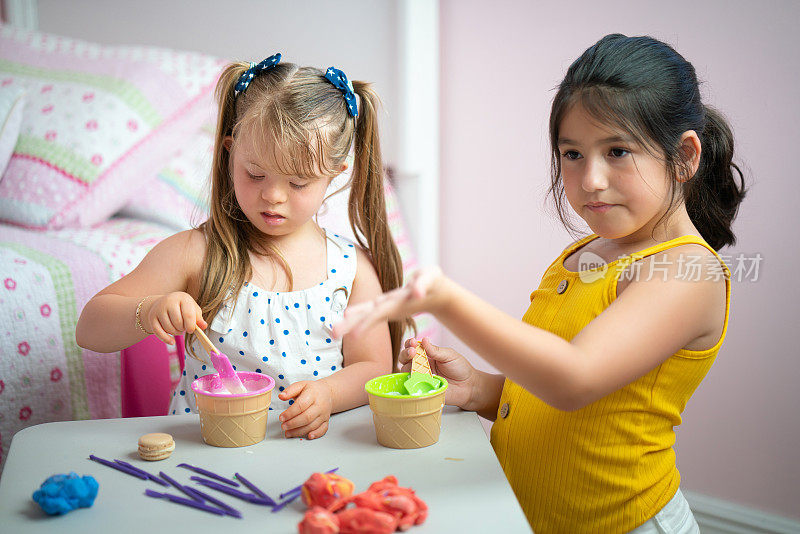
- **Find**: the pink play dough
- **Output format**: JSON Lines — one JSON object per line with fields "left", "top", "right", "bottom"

{"left": 191, "top": 372, "right": 274, "bottom": 398}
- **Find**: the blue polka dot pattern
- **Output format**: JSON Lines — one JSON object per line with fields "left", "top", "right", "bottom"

{"left": 171, "top": 232, "right": 355, "bottom": 415}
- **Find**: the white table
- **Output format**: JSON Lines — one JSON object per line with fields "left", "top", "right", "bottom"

{"left": 0, "top": 406, "right": 531, "bottom": 533}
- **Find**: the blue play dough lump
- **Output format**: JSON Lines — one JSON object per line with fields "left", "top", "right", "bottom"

{"left": 32, "top": 472, "right": 99, "bottom": 515}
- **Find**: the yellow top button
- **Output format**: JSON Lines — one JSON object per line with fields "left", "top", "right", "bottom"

{"left": 557, "top": 279, "right": 569, "bottom": 294}
{"left": 499, "top": 402, "right": 510, "bottom": 418}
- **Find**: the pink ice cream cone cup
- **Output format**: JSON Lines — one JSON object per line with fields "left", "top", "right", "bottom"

{"left": 191, "top": 372, "right": 275, "bottom": 447}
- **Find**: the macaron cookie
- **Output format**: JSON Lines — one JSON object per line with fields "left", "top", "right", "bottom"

{"left": 138, "top": 432, "right": 175, "bottom": 461}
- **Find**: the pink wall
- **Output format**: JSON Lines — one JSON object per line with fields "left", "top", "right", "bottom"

{"left": 439, "top": 0, "right": 800, "bottom": 520}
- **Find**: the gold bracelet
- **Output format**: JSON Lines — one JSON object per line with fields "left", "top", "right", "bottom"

{"left": 135, "top": 296, "right": 153, "bottom": 335}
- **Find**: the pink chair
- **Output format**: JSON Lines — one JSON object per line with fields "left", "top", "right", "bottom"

{"left": 120, "top": 335, "right": 185, "bottom": 417}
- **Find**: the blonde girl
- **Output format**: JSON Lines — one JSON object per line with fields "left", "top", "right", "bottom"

{"left": 77, "top": 54, "right": 412, "bottom": 440}
{"left": 334, "top": 34, "right": 746, "bottom": 532}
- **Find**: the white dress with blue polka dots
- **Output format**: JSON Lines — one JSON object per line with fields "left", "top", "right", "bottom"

{"left": 169, "top": 230, "right": 357, "bottom": 415}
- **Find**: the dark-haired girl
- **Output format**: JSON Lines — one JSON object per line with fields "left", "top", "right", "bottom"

{"left": 334, "top": 34, "right": 746, "bottom": 532}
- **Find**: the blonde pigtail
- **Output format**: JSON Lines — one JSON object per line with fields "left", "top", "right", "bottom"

{"left": 350, "top": 81, "right": 415, "bottom": 369}
{"left": 186, "top": 63, "right": 254, "bottom": 361}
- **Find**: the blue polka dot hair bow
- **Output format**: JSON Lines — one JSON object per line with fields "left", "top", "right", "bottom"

{"left": 325, "top": 66, "right": 358, "bottom": 118}
{"left": 235, "top": 53, "right": 281, "bottom": 97}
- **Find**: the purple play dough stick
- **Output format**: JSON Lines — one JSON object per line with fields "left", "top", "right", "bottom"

{"left": 113, "top": 460, "right": 169, "bottom": 487}
{"left": 160, "top": 471, "right": 203, "bottom": 501}
{"left": 145, "top": 489, "right": 225, "bottom": 516}
{"left": 271, "top": 491, "right": 302, "bottom": 513}
{"left": 234, "top": 472, "right": 275, "bottom": 505}
{"left": 89, "top": 454, "right": 148, "bottom": 480}
{"left": 185, "top": 487, "right": 243, "bottom": 518}
{"left": 176, "top": 463, "right": 240, "bottom": 486}
{"left": 278, "top": 467, "right": 339, "bottom": 499}
{"left": 279, "top": 486, "right": 302, "bottom": 500}
{"left": 191, "top": 477, "right": 273, "bottom": 505}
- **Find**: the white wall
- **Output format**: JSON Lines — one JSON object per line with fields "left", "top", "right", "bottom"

{"left": 439, "top": 0, "right": 800, "bottom": 521}
{"left": 36, "top": 0, "right": 400, "bottom": 166}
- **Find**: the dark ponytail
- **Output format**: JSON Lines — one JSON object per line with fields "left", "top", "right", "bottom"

{"left": 684, "top": 107, "right": 746, "bottom": 249}
{"left": 549, "top": 34, "right": 747, "bottom": 250}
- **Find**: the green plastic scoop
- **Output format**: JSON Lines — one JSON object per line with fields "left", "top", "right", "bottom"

{"left": 403, "top": 345, "right": 441, "bottom": 395}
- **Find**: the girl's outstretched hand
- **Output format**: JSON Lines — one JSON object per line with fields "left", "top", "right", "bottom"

{"left": 332, "top": 266, "right": 446, "bottom": 339}
{"left": 401, "top": 337, "right": 476, "bottom": 410}
{"left": 143, "top": 292, "right": 207, "bottom": 345}
{"left": 278, "top": 380, "right": 333, "bottom": 440}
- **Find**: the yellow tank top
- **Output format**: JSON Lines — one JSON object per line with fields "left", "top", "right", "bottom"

{"left": 490, "top": 234, "right": 731, "bottom": 533}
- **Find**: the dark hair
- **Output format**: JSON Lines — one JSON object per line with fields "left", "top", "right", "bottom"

{"left": 548, "top": 34, "right": 746, "bottom": 250}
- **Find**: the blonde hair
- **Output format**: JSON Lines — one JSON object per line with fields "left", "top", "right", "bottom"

{"left": 186, "top": 61, "right": 413, "bottom": 368}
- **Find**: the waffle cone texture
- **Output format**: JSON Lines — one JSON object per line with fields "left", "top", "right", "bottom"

{"left": 194, "top": 390, "right": 272, "bottom": 447}
{"left": 367, "top": 389, "right": 446, "bottom": 449}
